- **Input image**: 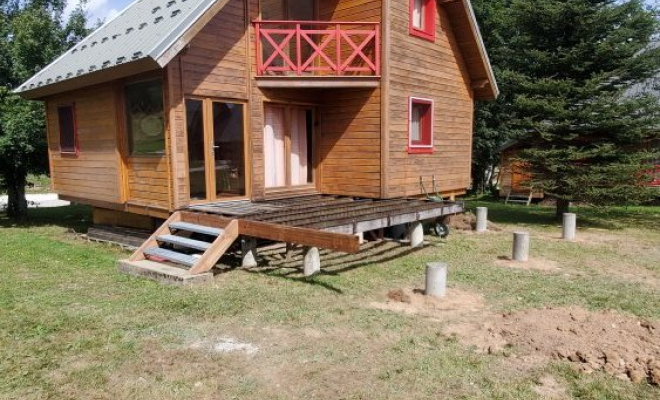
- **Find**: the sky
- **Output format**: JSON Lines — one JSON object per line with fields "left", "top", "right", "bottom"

{"left": 64, "top": 0, "right": 134, "bottom": 26}
{"left": 67, "top": 0, "right": 660, "bottom": 27}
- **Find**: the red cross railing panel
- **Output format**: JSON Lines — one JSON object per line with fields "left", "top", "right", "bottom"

{"left": 255, "top": 20, "right": 381, "bottom": 77}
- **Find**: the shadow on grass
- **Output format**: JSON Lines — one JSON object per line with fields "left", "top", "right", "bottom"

{"left": 0, "top": 205, "right": 93, "bottom": 232}
{"left": 245, "top": 240, "right": 427, "bottom": 294}
{"left": 466, "top": 199, "right": 660, "bottom": 231}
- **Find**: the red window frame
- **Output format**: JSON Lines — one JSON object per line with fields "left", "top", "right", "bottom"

{"left": 409, "top": 0, "right": 436, "bottom": 41}
{"left": 408, "top": 97, "right": 434, "bottom": 154}
{"left": 57, "top": 104, "right": 78, "bottom": 155}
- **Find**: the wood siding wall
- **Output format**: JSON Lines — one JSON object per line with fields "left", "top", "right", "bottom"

{"left": 45, "top": 84, "right": 123, "bottom": 204}
{"left": 318, "top": 88, "right": 381, "bottom": 197}
{"left": 386, "top": 0, "right": 474, "bottom": 198}
{"left": 46, "top": 76, "right": 173, "bottom": 213}
{"left": 315, "top": 1, "right": 382, "bottom": 198}
{"left": 168, "top": 0, "right": 249, "bottom": 207}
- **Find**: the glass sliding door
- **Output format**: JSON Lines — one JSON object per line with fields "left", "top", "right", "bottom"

{"left": 264, "top": 104, "right": 315, "bottom": 190}
{"left": 264, "top": 105, "right": 287, "bottom": 188}
{"left": 186, "top": 99, "right": 207, "bottom": 200}
{"left": 185, "top": 98, "right": 247, "bottom": 201}
{"left": 211, "top": 102, "right": 246, "bottom": 198}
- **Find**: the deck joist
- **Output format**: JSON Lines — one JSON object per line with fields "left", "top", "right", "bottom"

{"left": 186, "top": 195, "right": 464, "bottom": 252}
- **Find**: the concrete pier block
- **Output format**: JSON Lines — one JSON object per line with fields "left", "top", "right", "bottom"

{"left": 303, "top": 247, "right": 320, "bottom": 277}
{"left": 425, "top": 262, "right": 448, "bottom": 298}
{"left": 476, "top": 207, "right": 488, "bottom": 233}
{"left": 512, "top": 232, "right": 530, "bottom": 262}
{"left": 241, "top": 237, "right": 258, "bottom": 268}
{"left": 409, "top": 222, "right": 424, "bottom": 248}
{"left": 562, "top": 213, "right": 577, "bottom": 241}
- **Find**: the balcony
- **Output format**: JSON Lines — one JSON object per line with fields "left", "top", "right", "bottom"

{"left": 254, "top": 20, "right": 381, "bottom": 88}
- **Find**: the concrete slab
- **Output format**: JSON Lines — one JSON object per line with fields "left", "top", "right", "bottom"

{"left": 117, "top": 259, "right": 213, "bottom": 286}
{"left": 0, "top": 193, "right": 70, "bottom": 210}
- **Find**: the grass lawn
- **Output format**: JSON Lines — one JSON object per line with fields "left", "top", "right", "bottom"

{"left": 25, "top": 174, "right": 51, "bottom": 194}
{"left": 0, "top": 200, "right": 659, "bottom": 399}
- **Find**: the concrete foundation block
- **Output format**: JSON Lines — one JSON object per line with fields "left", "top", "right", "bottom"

{"left": 409, "top": 222, "right": 424, "bottom": 248}
{"left": 117, "top": 259, "right": 213, "bottom": 286}
{"left": 425, "top": 262, "right": 448, "bottom": 298}
{"left": 241, "top": 237, "right": 258, "bottom": 268}
{"left": 476, "top": 207, "right": 488, "bottom": 233}
{"left": 562, "top": 213, "right": 577, "bottom": 241}
{"left": 512, "top": 232, "right": 530, "bottom": 262}
{"left": 303, "top": 247, "right": 321, "bottom": 277}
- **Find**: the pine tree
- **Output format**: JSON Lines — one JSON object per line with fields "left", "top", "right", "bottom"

{"left": 500, "top": 0, "right": 660, "bottom": 217}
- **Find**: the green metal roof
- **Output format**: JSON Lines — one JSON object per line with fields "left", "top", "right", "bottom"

{"left": 16, "top": 0, "right": 223, "bottom": 98}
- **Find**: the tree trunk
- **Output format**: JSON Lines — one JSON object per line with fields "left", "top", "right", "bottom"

{"left": 555, "top": 198, "right": 570, "bottom": 220}
{"left": 5, "top": 175, "right": 28, "bottom": 219}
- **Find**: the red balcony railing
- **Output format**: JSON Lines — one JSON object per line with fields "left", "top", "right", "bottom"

{"left": 254, "top": 20, "right": 380, "bottom": 77}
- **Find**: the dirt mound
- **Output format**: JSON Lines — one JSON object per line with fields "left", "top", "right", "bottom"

{"left": 445, "top": 213, "right": 502, "bottom": 232}
{"left": 447, "top": 307, "right": 660, "bottom": 385}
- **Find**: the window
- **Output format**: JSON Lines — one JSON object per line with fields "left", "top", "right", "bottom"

{"left": 409, "top": 0, "right": 436, "bottom": 41}
{"left": 57, "top": 105, "right": 77, "bottom": 154}
{"left": 125, "top": 78, "right": 165, "bottom": 155}
{"left": 264, "top": 104, "right": 314, "bottom": 188}
{"left": 409, "top": 97, "right": 434, "bottom": 153}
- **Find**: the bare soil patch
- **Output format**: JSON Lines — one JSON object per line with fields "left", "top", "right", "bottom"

{"left": 532, "top": 375, "right": 570, "bottom": 399}
{"left": 371, "top": 288, "right": 486, "bottom": 321}
{"left": 494, "top": 257, "right": 561, "bottom": 272}
{"left": 445, "top": 213, "right": 502, "bottom": 232}
{"left": 378, "top": 289, "right": 660, "bottom": 386}
{"left": 447, "top": 307, "right": 660, "bottom": 385}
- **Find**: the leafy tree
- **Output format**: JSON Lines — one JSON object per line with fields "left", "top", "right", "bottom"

{"left": 0, "top": 0, "right": 88, "bottom": 218}
{"left": 473, "top": 0, "right": 660, "bottom": 217}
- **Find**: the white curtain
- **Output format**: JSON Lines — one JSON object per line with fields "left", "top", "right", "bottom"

{"left": 410, "top": 104, "right": 421, "bottom": 142}
{"left": 412, "top": 0, "right": 424, "bottom": 30}
{"left": 290, "top": 108, "right": 308, "bottom": 186}
{"left": 264, "top": 106, "right": 286, "bottom": 187}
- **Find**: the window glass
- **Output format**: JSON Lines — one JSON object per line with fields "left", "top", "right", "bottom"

{"left": 125, "top": 79, "right": 165, "bottom": 155}
{"left": 57, "top": 105, "right": 76, "bottom": 153}
{"left": 412, "top": 0, "right": 424, "bottom": 30}
{"left": 409, "top": 98, "right": 433, "bottom": 152}
{"left": 410, "top": 0, "right": 435, "bottom": 40}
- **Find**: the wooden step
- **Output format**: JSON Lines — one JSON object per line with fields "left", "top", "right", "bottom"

{"left": 169, "top": 222, "right": 224, "bottom": 237}
{"left": 144, "top": 247, "right": 198, "bottom": 267}
{"left": 156, "top": 235, "right": 212, "bottom": 251}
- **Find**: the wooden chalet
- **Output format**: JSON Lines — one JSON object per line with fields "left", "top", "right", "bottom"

{"left": 17, "top": 0, "right": 498, "bottom": 283}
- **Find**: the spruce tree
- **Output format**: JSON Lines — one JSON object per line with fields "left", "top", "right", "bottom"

{"left": 499, "top": 0, "right": 660, "bottom": 217}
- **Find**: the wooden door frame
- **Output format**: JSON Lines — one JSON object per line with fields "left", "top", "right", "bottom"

{"left": 183, "top": 96, "right": 251, "bottom": 204}
{"left": 263, "top": 101, "right": 318, "bottom": 196}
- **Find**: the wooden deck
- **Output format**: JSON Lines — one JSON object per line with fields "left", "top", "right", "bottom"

{"left": 187, "top": 195, "right": 464, "bottom": 235}
{"left": 119, "top": 195, "right": 464, "bottom": 283}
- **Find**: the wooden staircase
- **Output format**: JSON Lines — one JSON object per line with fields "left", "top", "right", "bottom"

{"left": 504, "top": 188, "right": 534, "bottom": 207}
{"left": 118, "top": 212, "right": 239, "bottom": 284}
